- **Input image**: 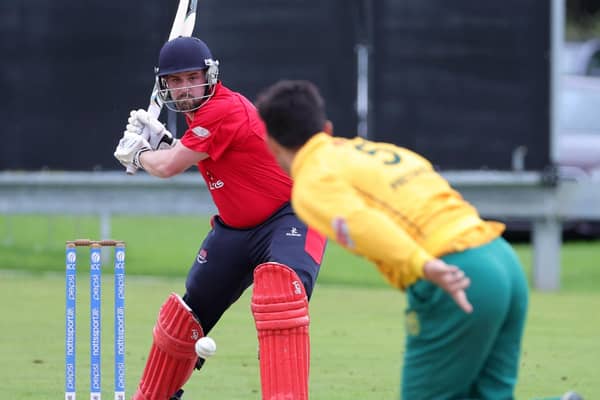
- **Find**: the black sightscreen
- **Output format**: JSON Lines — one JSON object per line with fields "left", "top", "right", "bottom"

{"left": 2, "top": 1, "right": 551, "bottom": 171}
{"left": 1, "top": 1, "right": 171, "bottom": 170}
{"left": 370, "top": 0, "right": 551, "bottom": 171}
{"left": 194, "top": 0, "right": 358, "bottom": 141}
{"left": 1, "top": 0, "right": 357, "bottom": 171}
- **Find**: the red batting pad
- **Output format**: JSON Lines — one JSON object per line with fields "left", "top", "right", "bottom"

{"left": 133, "top": 293, "right": 204, "bottom": 400}
{"left": 251, "top": 262, "right": 310, "bottom": 400}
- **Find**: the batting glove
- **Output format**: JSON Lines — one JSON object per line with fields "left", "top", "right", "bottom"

{"left": 128, "top": 109, "right": 176, "bottom": 150}
{"left": 114, "top": 131, "right": 152, "bottom": 169}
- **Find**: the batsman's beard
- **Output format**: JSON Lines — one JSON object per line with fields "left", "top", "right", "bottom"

{"left": 174, "top": 96, "right": 202, "bottom": 112}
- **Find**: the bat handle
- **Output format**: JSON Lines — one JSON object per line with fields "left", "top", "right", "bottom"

{"left": 126, "top": 164, "right": 138, "bottom": 175}
{"left": 125, "top": 88, "right": 161, "bottom": 176}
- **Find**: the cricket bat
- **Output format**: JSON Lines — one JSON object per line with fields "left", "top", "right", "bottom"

{"left": 126, "top": 0, "right": 198, "bottom": 175}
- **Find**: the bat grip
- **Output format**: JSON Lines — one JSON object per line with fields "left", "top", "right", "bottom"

{"left": 125, "top": 57, "right": 162, "bottom": 176}
{"left": 126, "top": 164, "right": 138, "bottom": 175}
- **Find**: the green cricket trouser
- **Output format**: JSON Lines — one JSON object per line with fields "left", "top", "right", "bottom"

{"left": 401, "top": 237, "right": 529, "bottom": 400}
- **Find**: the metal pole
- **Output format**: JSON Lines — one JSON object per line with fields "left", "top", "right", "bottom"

{"left": 356, "top": 44, "right": 370, "bottom": 138}
{"left": 533, "top": 217, "right": 562, "bottom": 291}
{"left": 100, "top": 211, "right": 112, "bottom": 264}
{"left": 550, "top": 0, "right": 565, "bottom": 164}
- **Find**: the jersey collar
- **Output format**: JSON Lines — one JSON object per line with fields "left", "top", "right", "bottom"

{"left": 290, "top": 132, "right": 331, "bottom": 179}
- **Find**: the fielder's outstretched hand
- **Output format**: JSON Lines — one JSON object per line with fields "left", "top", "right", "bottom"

{"left": 422, "top": 258, "right": 473, "bottom": 314}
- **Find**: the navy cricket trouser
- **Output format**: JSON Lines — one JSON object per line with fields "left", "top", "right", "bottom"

{"left": 182, "top": 203, "right": 326, "bottom": 334}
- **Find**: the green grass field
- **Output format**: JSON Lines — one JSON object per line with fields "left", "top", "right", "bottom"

{"left": 1, "top": 215, "right": 599, "bottom": 399}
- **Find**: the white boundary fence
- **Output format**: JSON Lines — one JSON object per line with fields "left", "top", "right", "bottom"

{"left": 1, "top": 171, "right": 599, "bottom": 291}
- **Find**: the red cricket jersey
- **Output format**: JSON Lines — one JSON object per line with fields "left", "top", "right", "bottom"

{"left": 181, "top": 82, "right": 292, "bottom": 228}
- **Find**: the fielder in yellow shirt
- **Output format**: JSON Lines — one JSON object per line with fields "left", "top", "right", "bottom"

{"left": 255, "top": 80, "right": 531, "bottom": 399}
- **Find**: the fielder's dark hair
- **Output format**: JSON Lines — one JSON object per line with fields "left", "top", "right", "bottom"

{"left": 255, "top": 80, "right": 326, "bottom": 149}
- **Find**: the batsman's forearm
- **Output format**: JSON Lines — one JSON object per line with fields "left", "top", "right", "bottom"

{"left": 138, "top": 150, "right": 185, "bottom": 178}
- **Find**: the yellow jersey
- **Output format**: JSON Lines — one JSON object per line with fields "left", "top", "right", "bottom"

{"left": 290, "top": 133, "right": 504, "bottom": 290}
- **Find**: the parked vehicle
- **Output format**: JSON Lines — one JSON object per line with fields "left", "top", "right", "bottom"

{"left": 504, "top": 42, "right": 600, "bottom": 240}
{"left": 556, "top": 74, "right": 600, "bottom": 176}
{"left": 563, "top": 39, "right": 600, "bottom": 76}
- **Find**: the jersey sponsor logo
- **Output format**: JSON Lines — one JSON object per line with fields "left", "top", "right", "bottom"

{"left": 285, "top": 227, "right": 302, "bottom": 237}
{"left": 390, "top": 166, "right": 430, "bottom": 189}
{"left": 332, "top": 217, "right": 354, "bottom": 249}
{"left": 206, "top": 170, "right": 224, "bottom": 190}
{"left": 197, "top": 248, "right": 208, "bottom": 264}
{"left": 192, "top": 126, "right": 211, "bottom": 138}
{"left": 209, "top": 180, "right": 224, "bottom": 190}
